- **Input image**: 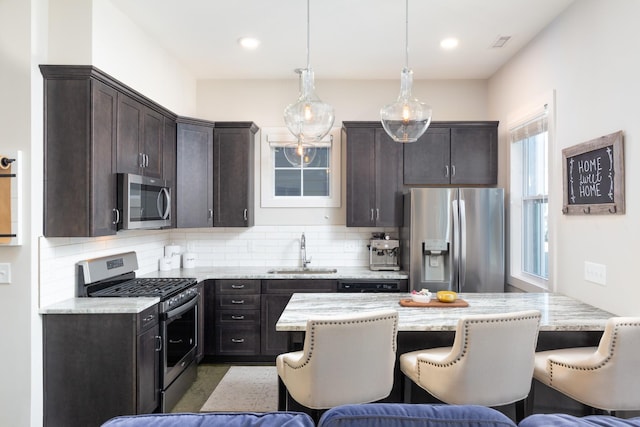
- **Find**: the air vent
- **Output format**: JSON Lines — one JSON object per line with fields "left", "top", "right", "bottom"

{"left": 491, "top": 35, "right": 512, "bottom": 48}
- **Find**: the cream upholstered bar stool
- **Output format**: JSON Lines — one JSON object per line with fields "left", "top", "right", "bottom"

{"left": 533, "top": 317, "right": 640, "bottom": 415}
{"left": 276, "top": 309, "right": 398, "bottom": 420}
{"left": 400, "top": 310, "right": 541, "bottom": 422}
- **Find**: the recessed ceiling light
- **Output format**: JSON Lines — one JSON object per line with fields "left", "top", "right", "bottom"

{"left": 238, "top": 37, "right": 260, "bottom": 50}
{"left": 440, "top": 38, "right": 459, "bottom": 50}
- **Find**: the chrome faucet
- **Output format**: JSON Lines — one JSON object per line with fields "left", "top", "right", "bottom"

{"left": 300, "top": 232, "right": 312, "bottom": 269}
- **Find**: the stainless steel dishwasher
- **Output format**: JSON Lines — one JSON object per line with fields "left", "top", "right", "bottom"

{"left": 337, "top": 279, "right": 407, "bottom": 293}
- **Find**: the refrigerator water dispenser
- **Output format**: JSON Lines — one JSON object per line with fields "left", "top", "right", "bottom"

{"left": 422, "top": 239, "right": 449, "bottom": 282}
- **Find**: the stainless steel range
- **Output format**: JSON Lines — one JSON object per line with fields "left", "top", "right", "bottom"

{"left": 77, "top": 251, "right": 199, "bottom": 412}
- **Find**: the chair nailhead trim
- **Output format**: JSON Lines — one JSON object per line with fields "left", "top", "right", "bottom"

{"left": 548, "top": 320, "right": 640, "bottom": 385}
{"left": 283, "top": 313, "right": 399, "bottom": 371}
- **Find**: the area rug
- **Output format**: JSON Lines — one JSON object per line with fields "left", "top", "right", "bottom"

{"left": 200, "top": 366, "right": 278, "bottom": 413}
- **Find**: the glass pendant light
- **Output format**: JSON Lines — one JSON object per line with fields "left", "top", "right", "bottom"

{"left": 283, "top": 0, "right": 335, "bottom": 143}
{"left": 380, "top": 0, "right": 432, "bottom": 143}
{"left": 283, "top": 139, "right": 317, "bottom": 167}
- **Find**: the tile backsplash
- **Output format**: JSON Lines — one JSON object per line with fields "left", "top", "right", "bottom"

{"left": 39, "top": 225, "right": 397, "bottom": 307}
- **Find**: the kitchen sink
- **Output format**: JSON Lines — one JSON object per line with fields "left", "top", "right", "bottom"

{"left": 267, "top": 267, "right": 338, "bottom": 274}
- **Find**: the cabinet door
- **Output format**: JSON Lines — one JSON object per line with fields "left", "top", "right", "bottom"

{"left": 176, "top": 122, "right": 213, "bottom": 228}
{"left": 117, "top": 93, "right": 144, "bottom": 175}
{"left": 450, "top": 126, "right": 498, "bottom": 185}
{"left": 163, "top": 117, "right": 177, "bottom": 228}
{"left": 142, "top": 107, "right": 164, "bottom": 178}
{"left": 403, "top": 127, "right": 451, "bottom": 185}
{"left": 346, "top": 127, "right": 376, "bottom": 226}
{"left": 213, "top": 126, "right": 255, "bottom": 227}
{"left": 90, "top": 80, "right": 119, "bottom": 235}
{"left": 374, "top": 129, "right": 404, "bottom": 226}
{"left": 137, "top": 323, "right": 160, "bottom": 414}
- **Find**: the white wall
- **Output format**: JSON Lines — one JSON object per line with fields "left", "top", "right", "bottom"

{"left": 488, "top": 0, "right": 640, "bottom": 315}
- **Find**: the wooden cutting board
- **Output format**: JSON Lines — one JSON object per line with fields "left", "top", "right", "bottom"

{"left": 399, "top": 298, "right": 469, "bottom": 308}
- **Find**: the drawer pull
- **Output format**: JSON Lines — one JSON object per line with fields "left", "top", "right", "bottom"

{"left": 231, "top": 338, "right": 245, "bottom": 344}
{"left": 143, "top": 314, "right": 155, "bottom": 322}
{"left": 231, "top": 284, "right": 246, "bottom": 289}
{"left": 231, "top": 315, "right": 245, "bottom": 320}
{"left": 231, "top": 299, "right": 245, "bottom": 304}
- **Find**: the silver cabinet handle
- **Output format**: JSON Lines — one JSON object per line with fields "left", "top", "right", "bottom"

{"left": 231, "top": 299, "right": 245, "bottom": 304}
{"left": 370, "top": 209, "right": 374, "bottom": 221}
{"left": 243, "top": 208, "right": 248, "bottom": 221}
{"left": 112, "top": 208, "right": 120, "bottom": 225}
{"left": 451, "top": 164, "right": 456, "bottom": 177}
{"left": 139, "top": 153, "right": 145, "bottom": 168}
{"left": 231, "top": 315, "right": 245, "bottom": 320}
{"left": 231, "top": 338, "right": 245, "bottom": 344}
{"left": 376, "top": 208, "right": 380, "bottom": 220}
{"left": 208, "top": 209, "right": 213, "bottom": 219}
{"left": 445, "top": 165, "right": 449, "bottom": 177}
{"left": 231, "top": 284, "right": 245, "bottom": 289}
{"left": 145, "top": 153, "right": 149, "bottom": 168}
{"left": 155, "top": 336, "right": 162, "bottom": 352}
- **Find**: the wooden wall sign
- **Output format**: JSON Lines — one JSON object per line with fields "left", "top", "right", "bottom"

{"left": 562, "top": 131, "right": 624, "bottom": 215}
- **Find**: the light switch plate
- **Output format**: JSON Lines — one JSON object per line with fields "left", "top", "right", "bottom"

{"left": 0, "top": 263, "right": 11, "bottom": 284}
{"left": 584, "top": 261, "right": 606, "bottom": 286}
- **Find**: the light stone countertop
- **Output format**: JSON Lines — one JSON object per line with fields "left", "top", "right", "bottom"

{"left": 40, "top": 267, "right": 406, "bottom": 314}
{"left": 275, "top": 292, "right": 616, "bottom": 332}
{"left": 143, "top": 266, "right": 408, "bottom": 282}
{"left": 40, "top": 297, "right": 159, "bottom": 314}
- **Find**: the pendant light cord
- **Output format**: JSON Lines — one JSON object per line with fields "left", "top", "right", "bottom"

{"left": 404, "top": 0, "right": 409, "bottom": 69}
{"left": 306, "top": 0, "right": 311, "bottom": 70}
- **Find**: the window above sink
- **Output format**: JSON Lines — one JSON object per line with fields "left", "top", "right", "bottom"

{"left": 260, "top": 127, "right": 341, "bottom": 208}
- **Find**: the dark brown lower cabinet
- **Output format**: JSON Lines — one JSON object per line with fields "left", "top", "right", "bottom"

{"left": 43, "top": 305, "right": 159, "bottom": 427}
{"left": 261, "top": 280, "right": 337, "bottom": 356}
{"left": 214, "top": 280, "right": 261, "bottom": 356}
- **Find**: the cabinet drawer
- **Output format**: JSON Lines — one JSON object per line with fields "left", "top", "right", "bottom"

{"left": 137, "top": 305, "right": 159, "bottom": 333}
{"left": 216, "top": 294, "right": 261, "bottom": 309}
{"left": 215, "top": 325, "right": 260, "bottom": 355}
{"left": 216, "top": 279, "right": 261, "bottom": 294}
{"left": 217, "top": 309, "right": 260, "bottom": 324}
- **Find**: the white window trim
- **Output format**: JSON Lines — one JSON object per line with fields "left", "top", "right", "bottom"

{"left": 260, "top": 127, "right": 341, "bottom": 208}
{"left": 507, "top": 90, "right": 557, "bottom": 293}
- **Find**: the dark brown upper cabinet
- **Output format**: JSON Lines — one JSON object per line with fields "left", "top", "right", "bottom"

{"left": 403, "top": 121, "right": 499, "bottom": 186}
{"left": 213, "top": 122, "right": 258, "bottom": 227}
{"left": 344, "top": 122, "right": 404, "bottom": 227}
{"left": 176, "top": 121, "right": 258, "bottom": 228}
{"left": 40, "top": 65, "right": 177, "bottom": 237}
{"left": 176, "top": 118, "right": 214, "bottom": 228}
{"left": 116, "top": 93, "right": 164, "bottom": 178}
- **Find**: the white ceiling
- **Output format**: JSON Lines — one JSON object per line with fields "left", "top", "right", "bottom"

{"left": 109, "top": 0, "right": 574, "bottom": 80}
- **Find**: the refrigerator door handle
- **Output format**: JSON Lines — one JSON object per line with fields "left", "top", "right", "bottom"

{"left": 452, "top": 199, "right": 460, "bottom": 290}
{"left": 459, "top": 199, "right": 467, "bottom": 290}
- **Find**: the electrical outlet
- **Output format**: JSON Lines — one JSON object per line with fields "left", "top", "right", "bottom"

{"left": 0, "top": 263, "right": 11, "bottom": 284}
{"left": 584, "top": 261, "right": 606, "bottom": 286}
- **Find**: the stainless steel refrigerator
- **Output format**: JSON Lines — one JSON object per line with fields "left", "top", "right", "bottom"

{"left": 401, "top": 188, "right": 504, "bottom": 293}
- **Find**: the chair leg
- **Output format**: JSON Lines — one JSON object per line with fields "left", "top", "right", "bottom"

{"left": 515, "top": 398, "right": 525, "bottom": 423}
{"left": 277, "top": 376, "right": 287, "bottom": 411}
{"left": 402, "top": 374, "right": 412, "bottom": 403}
{"left": 524, "top": 380, "right": 534, "bottom": 417}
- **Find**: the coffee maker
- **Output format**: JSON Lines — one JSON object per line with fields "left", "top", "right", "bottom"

{"left": 368, "top": 233, "right": 400, "bottom": 271}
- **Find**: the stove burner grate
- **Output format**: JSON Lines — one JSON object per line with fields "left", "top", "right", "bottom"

{"left": 89, "top": 277, "right": 196, "bottom": 299}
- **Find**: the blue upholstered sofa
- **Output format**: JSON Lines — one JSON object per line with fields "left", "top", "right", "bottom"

{"left": 100, "top": 405, "right": 640, "bottom": 427}
{"left": 101, "top": 411, "right": 315, "bottom": 427}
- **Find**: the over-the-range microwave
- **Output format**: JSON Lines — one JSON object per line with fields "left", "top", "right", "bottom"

{"left": 117, "top": 173, "right": 171, "bottom": 230}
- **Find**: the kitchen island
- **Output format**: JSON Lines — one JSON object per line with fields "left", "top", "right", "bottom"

{"left": 275, "top": 292, "right": 615, "bottom": 332}
{"left": 275, "top": 292, "right": 616, "bottom": 416}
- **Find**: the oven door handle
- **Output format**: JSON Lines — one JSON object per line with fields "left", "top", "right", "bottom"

{"left": 164, "top": 293, "right": 198, "bottom": 319}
